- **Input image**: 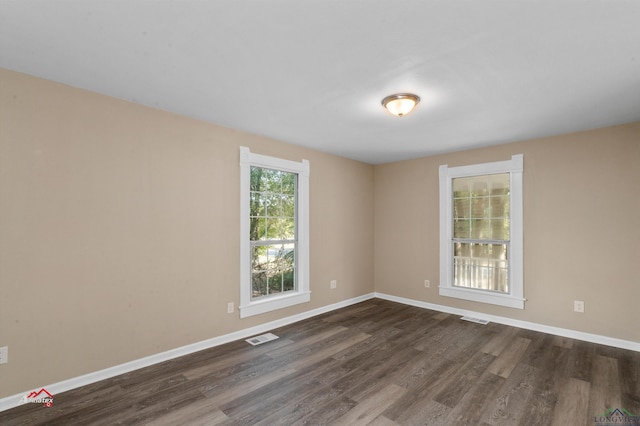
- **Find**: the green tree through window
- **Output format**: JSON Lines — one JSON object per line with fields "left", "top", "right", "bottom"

{"left": 240, "top": 146, "right": 309, "bottom": 318}
{"left": 250, "top": 166, "right": 297, "bottom": 299}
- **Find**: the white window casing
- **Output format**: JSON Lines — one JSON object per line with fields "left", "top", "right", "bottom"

{"left": 239, "top": 147, "right": 310, "bottom": 318}
{"left": 439, "top": 154, "right": 524, "bottom": 309}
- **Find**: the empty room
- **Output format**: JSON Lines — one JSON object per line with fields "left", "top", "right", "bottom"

{"left": 0, "top": 1, "right": 639, "bottom": 425}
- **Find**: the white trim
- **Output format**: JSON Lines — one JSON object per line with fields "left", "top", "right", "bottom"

{"left": 239, "top": 147, "right": 311, "bottom": 318}
{"left": 438, "top": 286, "right": 524, "bottom": 309}
{"left": 3, "top": 291, "right": 637, "bottom": 412}
{"left": 439, "top": 154, "right": 524, "bottom": 309}
{"left": 374, "top": 292, "right": 640, "bottom": 352}
{"left": 238, "top": 291, "right": 311, "bottom": 318}
{"left": 0, "top": 293, "right": 376, "bottom": 413}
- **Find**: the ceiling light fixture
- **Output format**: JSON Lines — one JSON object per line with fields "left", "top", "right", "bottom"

{"left": 381, "top": 93, "right": 420, "bottom": 117}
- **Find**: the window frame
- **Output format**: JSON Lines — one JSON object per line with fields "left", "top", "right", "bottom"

{"left": 439, "top": 154, "right": 524, "bottom": 309}
{"left": 239, "top": 147, "right": 310, "bottom": 318}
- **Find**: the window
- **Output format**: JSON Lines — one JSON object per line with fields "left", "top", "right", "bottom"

{"left": 239, "top": 147, "right": 310, "bottom": 318}
{"left": 439, "top": 154, "right": 524, "bottom": 309}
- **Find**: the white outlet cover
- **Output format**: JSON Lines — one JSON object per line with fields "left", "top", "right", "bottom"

{"left": 0, "top": 346, "right": 7, "bottom": 364}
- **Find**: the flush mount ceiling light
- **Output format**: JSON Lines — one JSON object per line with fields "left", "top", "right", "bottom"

{"left": 381, "top": 93, "right": 420, "bottom": 117}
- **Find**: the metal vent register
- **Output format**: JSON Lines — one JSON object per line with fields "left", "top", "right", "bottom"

{"left": 246, "top": 333, "right": 279, "bottom": 346}
{"left": 460, "top": 316, "right": 490, "bottom": 325}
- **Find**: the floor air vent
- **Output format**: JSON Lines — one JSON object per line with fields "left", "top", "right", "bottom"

{"left": 246, "top": 333, "right": 279, "bottom": 346}
{"left": 460, "top": 316, "right": 490, "bottom": 325}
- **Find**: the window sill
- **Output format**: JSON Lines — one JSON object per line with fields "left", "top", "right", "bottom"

{"left": 439, "top": 286, "right": 524, "bottom": 309}
{"left": 239, "top": 291, "right": 311, "bottom": 318}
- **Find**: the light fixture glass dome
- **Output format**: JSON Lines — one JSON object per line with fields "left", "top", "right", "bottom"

{"left": 382, "top": 93, "right": 420, "bottom": 117}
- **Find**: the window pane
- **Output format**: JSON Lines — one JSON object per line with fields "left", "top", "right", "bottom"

{"left": 266, "top": 217, "right": 281, "bottom": 240}
{"left": 474, "top": 243, "right": 489, "bottom": 258}
{"left": 251, "top": 243, "right": 296, "bottom": 300}
{"left": 282, "top": 217, "right": 295, "bottom": 240}
{"left": 265, "top": 193, "right": 281, "bottom": 217}
{"left": 471, "top": 197, "right": 488, "bottom": 217}
{"left": 489, "top": 243, "right": 508, "bottom": 260}
{"left": 491, "top": 219, "right": 509, "bottom": 240}
{"left": 282, "top": 267, "right": 295, "bottom": 291}
{"left": 490, "top": 173, "right": 510, "bottom": 195}
{"left": 490, "top": 195, "right": 509, "bottom": 218}
{"left": 269, "top": 273, "right": 283, "bottom": 294}
{"left": 250, "top": 191, "right": 265, "bottom": 217}
{"left": 278, "top": 244, "right": 295, "bottom": 274}
{"left": 281, "top": 194, "right": 295, "bottom": 218}
{"left": 250, "top": 167, "right": 263, "bottom": 191}
{"left": 250, "top": 217, "right": 267, "bottom": 240}
{"left": 251, "top": 246, "right": 268, "bottom": 273}
{"left": 453, "top": 177, "right": 471, "bottom": 198}
{"left": 249, "top": 166, "right": 297, "bottom": 300}
{"left": 453, "top": 198, "right": 470, "bottom": 218}
{"left": 471, "top": 219, "right": 490, "bottom": 239}
{"left": 455, "top": 241, "right": 470, "bottom": 257}
{"left": 262, "top": 169, "right": 282, "bottom": 193}
{"left": 281, "top": 172, "right": 296, "bottom": 195}
{"left": 454, "top": 218, "right": 470, "bottom": 238}
{"left": 471, "top": 181, "right": 489, "bottom": 197}
{"left": 252, "top": 272, "right": 267, "bottom": 298}
{"left": 250, "top": 168, "right": 297, "bottom": 242}
{"left": 454, "top": 242, "right": 508, "bottom": 293}
{"left": 453, "top": 173, "right": 510, "bottom": 242}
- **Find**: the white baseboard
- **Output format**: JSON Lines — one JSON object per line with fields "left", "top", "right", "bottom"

{"left": 3, "top": 291, "right": 638, "bottom": 413}
{"left": 0, "top": 292, "right": 375, "bottom": 413}
{"left": 374, "top": 292, "right": 640, "bottom": 352}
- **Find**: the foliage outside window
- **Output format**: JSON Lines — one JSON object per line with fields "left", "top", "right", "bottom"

{"left": 239, "top": 147, "right": 310, "bottom": 318}
{"left": 250, "top": 167, "right": 297, "bottom": 299}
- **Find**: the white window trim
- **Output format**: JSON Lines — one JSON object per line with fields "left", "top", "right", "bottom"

{"left": 239, "top": 147, "right": 310, "bottom": 318}
{"left": 438, "top": 154, "right": 524, "bottom": 309}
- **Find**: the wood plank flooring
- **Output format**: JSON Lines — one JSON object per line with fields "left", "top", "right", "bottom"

{"left": 1, "top": 299, "right": 639, "bottom": 425}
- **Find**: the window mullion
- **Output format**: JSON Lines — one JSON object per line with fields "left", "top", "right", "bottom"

{"left": 452, "top": 238, "right": 508, "bottom": 245}
{"left": 251, "top": 239, "right": 297, "bottom": 246}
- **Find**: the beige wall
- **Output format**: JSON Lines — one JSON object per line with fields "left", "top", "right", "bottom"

{"left": 0, "top": 69, "right": 374, "bottom": 397}
{"left": 375, "top": 123, "right": 640, "bottom": 343}
{"left": 1, "top": 67, "right": 638, "bottom": 398}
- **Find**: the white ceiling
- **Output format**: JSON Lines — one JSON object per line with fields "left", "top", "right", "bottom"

{"left": 1, "top": 1, "right": 639, "bottom": 164}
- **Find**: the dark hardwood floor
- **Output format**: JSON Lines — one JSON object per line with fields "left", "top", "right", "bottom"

{"left": 2, "top": 299, "right": 639, "bottom": 425}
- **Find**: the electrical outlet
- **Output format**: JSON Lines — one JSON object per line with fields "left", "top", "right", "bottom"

{"left": 330, "top": 279, "right": 337, "bottom": 289}
{"left": 424, "top": 280, "right": 430, "bottom": 288}
{"left": 0, "top": 346, "right": 7, "bottom": 364}
{"left": 574, "top": 300, "right": 585, "bottom": 313}
{"left": 227, "top": 302, "right": 234, "bottom": 314}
